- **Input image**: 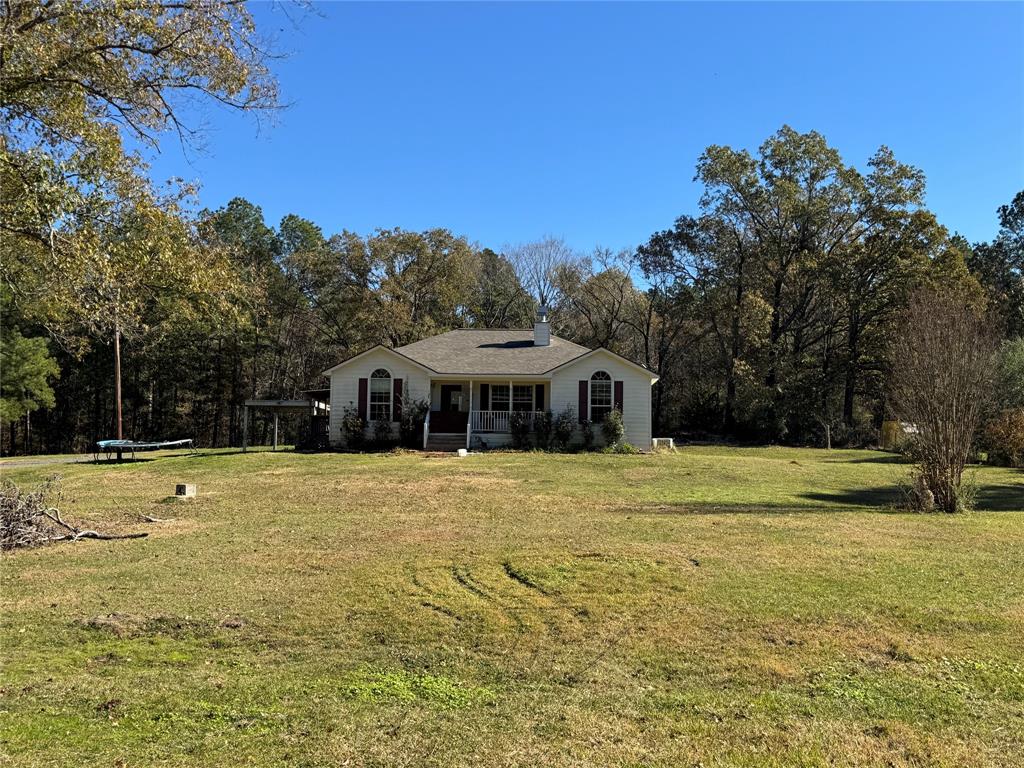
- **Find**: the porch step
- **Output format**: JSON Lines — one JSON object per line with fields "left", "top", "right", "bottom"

{"left": 426, "top": 433, "right": 467, "bottom": 451}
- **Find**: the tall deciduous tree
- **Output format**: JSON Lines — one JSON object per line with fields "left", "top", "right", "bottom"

{"left": 1, "top": 0, "right": 282, "bottom": 346}
{"left": 507, "top": 236, "right": 578, "bottom": 309}
{"left": 465, "top": 248, "right": 534, "bottom": 329}
{"left": 969, "top": 191, "right": 1024, "bottom": 337}
{"left": 368, "top": 228, "right": 480, "bottom": 347}
{"left": 640, "top": 126, "right": 940, "bottom": 441}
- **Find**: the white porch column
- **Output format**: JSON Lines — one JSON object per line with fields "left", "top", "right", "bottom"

{"left": 467, "top": 379, "right": 473, "bottom": 449}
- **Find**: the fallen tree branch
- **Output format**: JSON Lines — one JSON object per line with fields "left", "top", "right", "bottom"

{"left": 2, "top": 476, "right": 148, "bottom": 550}
{"left": 51, "top": 530, "right": 149, "bottom": 542}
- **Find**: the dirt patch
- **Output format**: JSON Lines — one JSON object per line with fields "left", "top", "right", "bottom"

{"left": 95, "top": 698, "right": 122, "bottom": 713}
{"left": 83, "top": 613, "right": 145, "bottom": 638}
{"left": 81, "top": 613, "right": 213, "bottom": 639}
{"left": 402, "top": 475, "right": 520, "bottom": 496}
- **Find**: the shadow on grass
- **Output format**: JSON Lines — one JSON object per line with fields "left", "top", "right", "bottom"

{"left": 973, "top": 483, "right": 1024, "bottom": 512}
{"left": 611, "top": 479, "right": 1021, "bottom": 516}
{"left": 800, "top": 487, "right": 904, "bottom": 508}
{"left": 180, "top": 448, "right": 307, "bottom": 459}
{"left": 608, "top": 500, "right": 889, "bottom": 516}
{"left": 801, "top": 481, "right": 1022, "bottom": 513}
{"left": 824, "top": 453, "right": 910, "bottom": 465}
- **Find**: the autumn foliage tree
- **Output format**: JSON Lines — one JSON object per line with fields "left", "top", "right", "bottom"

{"left": 0, "top": 0, "right": 282, "bottom": 347}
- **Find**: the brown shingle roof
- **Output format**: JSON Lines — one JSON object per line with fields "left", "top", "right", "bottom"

{"left": 395, "top": 329, "right": 590, "bottom": 375}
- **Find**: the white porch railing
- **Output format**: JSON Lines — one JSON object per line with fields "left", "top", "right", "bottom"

{"left": 470, "top": 410, "right": 544, "bottom": 433}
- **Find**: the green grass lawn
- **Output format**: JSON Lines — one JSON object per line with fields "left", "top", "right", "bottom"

{"left": 1, "top": 447, "right": 1022, "bottom": 767}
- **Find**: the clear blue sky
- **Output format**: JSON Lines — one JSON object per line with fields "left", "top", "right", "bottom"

{"left": 147, "top": 1, "right": 1024, "bottom": 252}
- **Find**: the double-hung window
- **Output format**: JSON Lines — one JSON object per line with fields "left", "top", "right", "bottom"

{"left": 512, "top": 385, "right": 534, "bottom": 412}
{"left": 369, "top": 368, "right": 392, "bottom": 421}
{"left": 490, "top": 384, "right": 510, "bottom": 411}
{"left": 590, "top": 371, "right": 612, "bottom": 422}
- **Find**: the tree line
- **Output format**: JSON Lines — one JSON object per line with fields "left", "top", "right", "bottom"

{"left": 1, "top": 2, "right": 1021, "bottom": 455}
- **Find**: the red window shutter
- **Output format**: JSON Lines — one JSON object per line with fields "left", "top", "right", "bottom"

{"left": 393, "top": 378, "right": 403, "bottom": 421}
{"left": 614, "top": 381, "right": 624, "bottom": 413}
{"left": 357, "top": 378, "right": 368, "bottom": 421}
{"left": 578, "top": 380, "right": 588, "bottom": 423}
{"left": 480, "top": 383, "right": 490, "bottom": 411}
{"left": 535, "top": 384, "right": 544, "bottom": 411}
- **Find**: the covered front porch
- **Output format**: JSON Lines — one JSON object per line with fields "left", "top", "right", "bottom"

{"left": 424, "top": 378, "right": 548, "bottom": 450}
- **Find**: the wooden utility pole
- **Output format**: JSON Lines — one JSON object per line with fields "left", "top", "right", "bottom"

{"left": 114, "top": 322, "right": 124, "bottom": 462}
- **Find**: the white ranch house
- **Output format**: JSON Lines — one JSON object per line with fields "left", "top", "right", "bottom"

{"left": 324, "top": 311, "right": 659, "bottom": 451}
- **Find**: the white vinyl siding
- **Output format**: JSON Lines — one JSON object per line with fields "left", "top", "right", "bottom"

{"left": 328, "top": 350, "right": 429, "bottom": 446}
{"left": 548, "top": 352, "right": 654, "bottom": 449}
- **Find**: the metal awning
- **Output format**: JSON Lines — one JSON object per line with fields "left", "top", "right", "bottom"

{"left": 242, "top": 397, "right": 329, "bottom": 452}
{"left": 244, "top": 399, "right": 319, "bottom": 410}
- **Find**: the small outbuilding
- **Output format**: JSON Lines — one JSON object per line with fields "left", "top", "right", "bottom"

{"left": 241, "top": 391, "right": 330, "bottom": 451}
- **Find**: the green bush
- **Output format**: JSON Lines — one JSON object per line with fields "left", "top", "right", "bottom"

{"left": 996, "top": 338, "right": 1024, "bottom": 409}
{"left": 341, "top": 404, "right": 366, "bottom": 449}
{"left": 509, "top": 410, "right": 532, "bottom": 449}
{"left": 581, "top": 420, "right": 595, "bottom": 451}
{"left": 552, "top": 407, "right": 575, "bottom": 451}
{"left": 983, "top": 408, "right": 1024, "bottom": 467}
{"left": 601, "top": 408, "right": 625, "bottom": 447}
{"left": 399, "top": 396, "right": 429, "bottom": 448}
{"left": 533, "top": 410, "right": 554, "bottom": 450}
{"left": 602, "top": 441, "right": 639, "bottom": 455}
{"left": 372, "top": 418, "right": 393, "bottom": 447}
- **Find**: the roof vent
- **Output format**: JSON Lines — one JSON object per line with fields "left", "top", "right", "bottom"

{"left": 534, "top": 306, "right": 550, "bottom": 347}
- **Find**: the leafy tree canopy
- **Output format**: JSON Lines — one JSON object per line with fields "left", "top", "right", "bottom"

{"left": 1, "top": 0, "right": 282, "bottom": 349}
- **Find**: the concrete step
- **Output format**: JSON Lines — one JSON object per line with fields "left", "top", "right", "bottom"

{"left": 426, "top": 433, "right": 466, "bottom": 451}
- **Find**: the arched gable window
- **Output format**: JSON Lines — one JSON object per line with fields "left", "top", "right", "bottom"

{"left": 369, "top": 368, "right": 392, "bottom": 421}
{"left": 590, "top": 370, "right": 612, "bottom": 423}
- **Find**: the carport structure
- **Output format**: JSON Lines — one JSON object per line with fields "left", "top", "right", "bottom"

{"left": 241, "top": 391, "right": 330, "bottom": 452}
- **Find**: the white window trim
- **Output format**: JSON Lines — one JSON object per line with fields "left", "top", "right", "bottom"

{"left": 490, "top": 384, "right": 511, "bottom": 411}
{"left": 487, "top": 383, "right": 538, "bottom": 412}
{"left": 369, "top": 368, "right": 393, "bottom": 422}
{"left": 590, "top": 370, "right": 612, "bottom": 422}
{"left": 512, "top": 384, "right": 535, "bottom": 412}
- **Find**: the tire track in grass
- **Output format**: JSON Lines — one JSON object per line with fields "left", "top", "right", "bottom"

{"left": 450, "top": 565, "right": 528, "bottom": 631}
{"left": 406, "top": 560, "right": 586, "bottom": 640}
{"left": 405, "top": 564, "right": 462, "bottom": 623}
